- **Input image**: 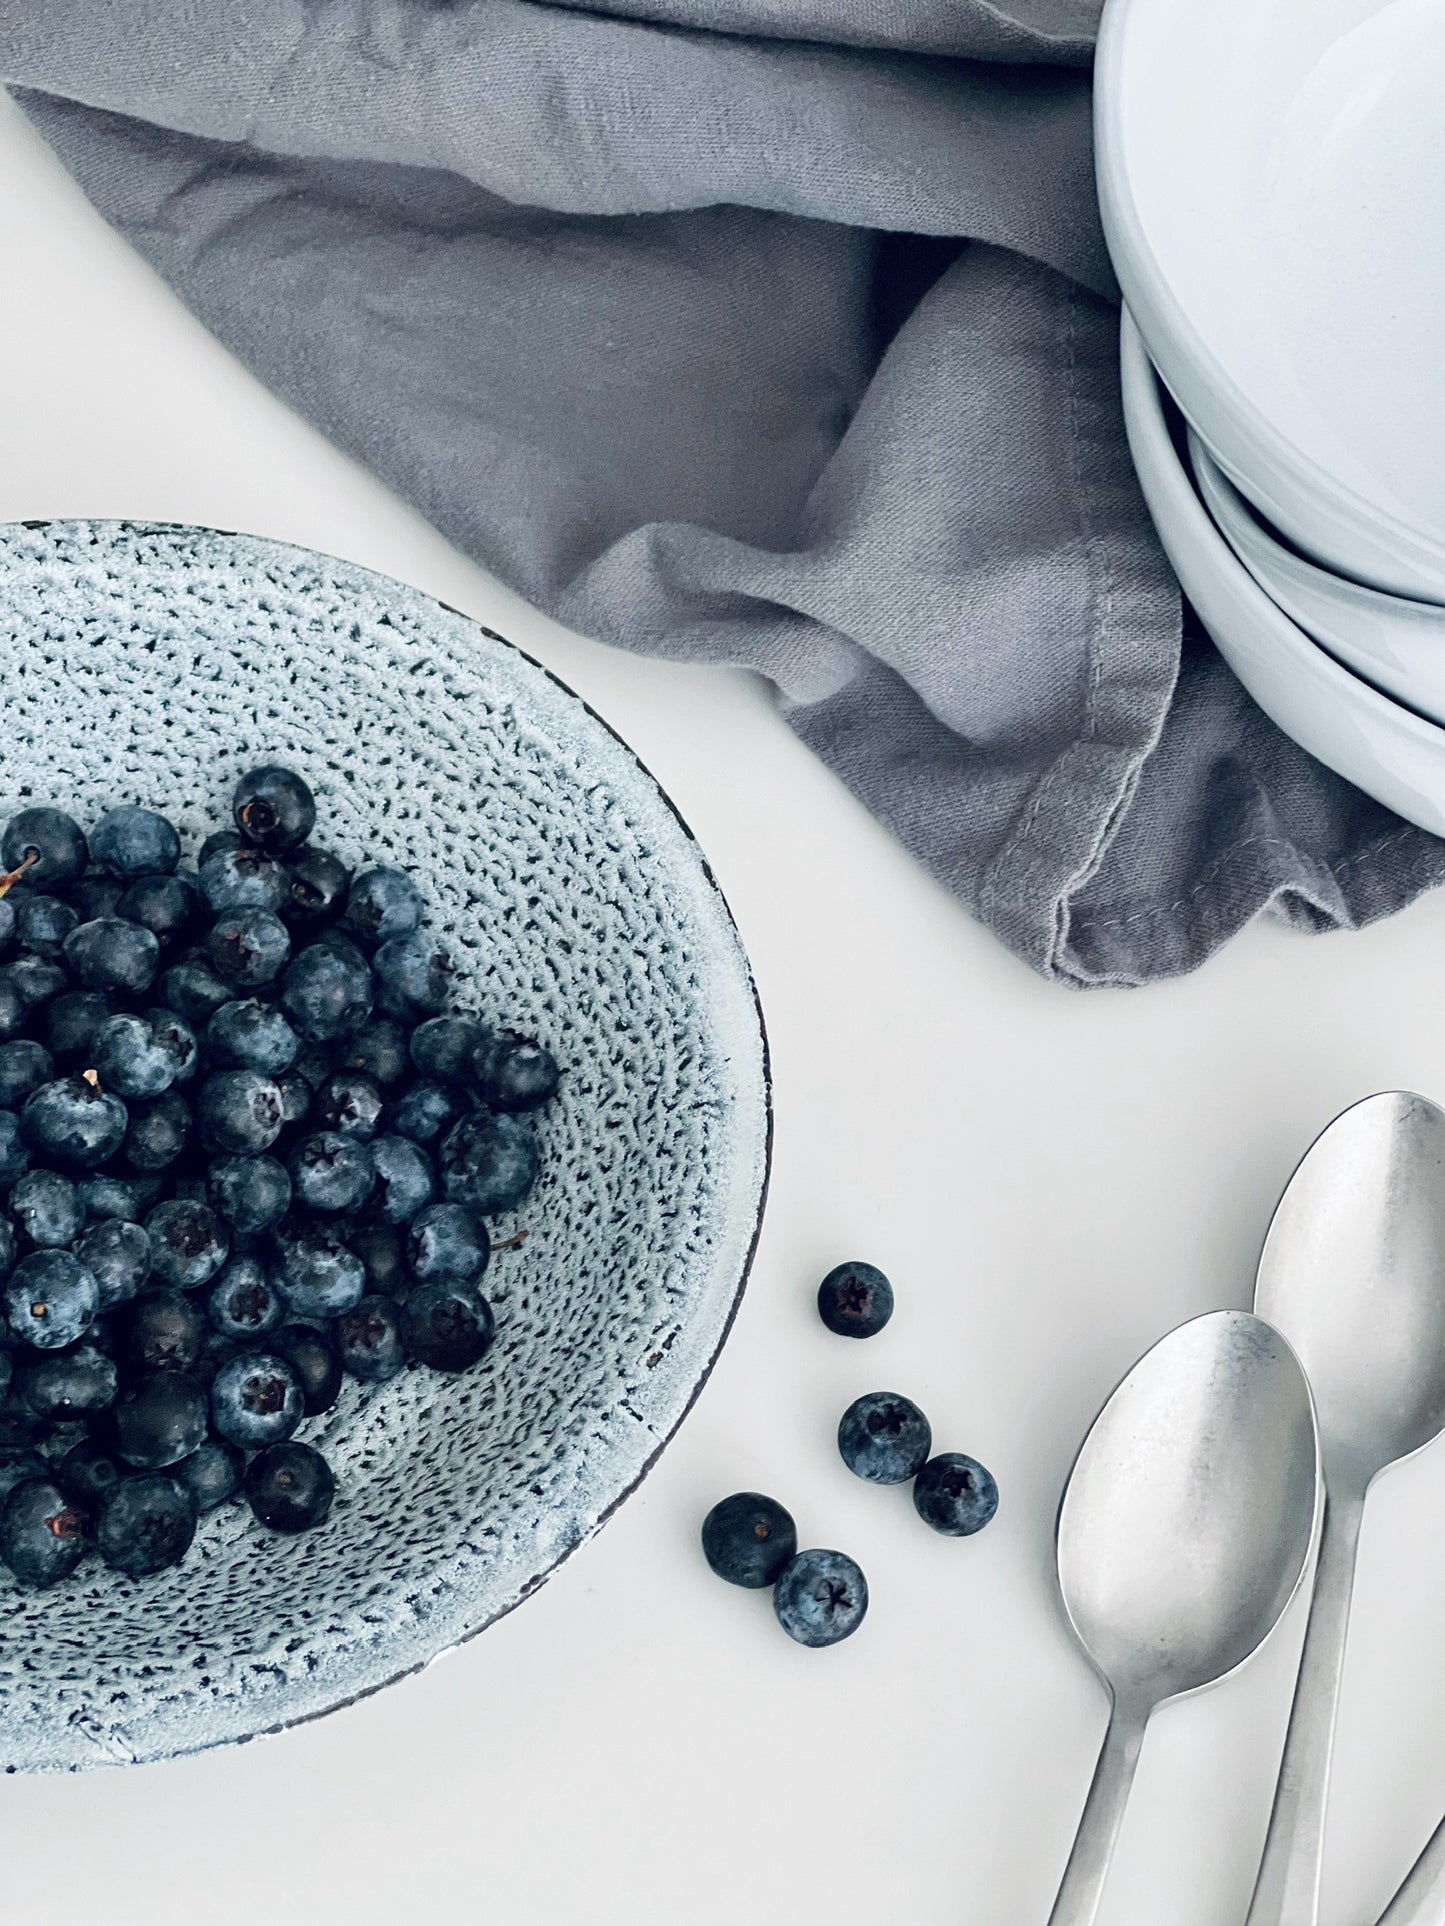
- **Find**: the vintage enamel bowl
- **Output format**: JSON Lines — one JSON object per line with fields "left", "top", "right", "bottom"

{"left": 0, "top": 519, "right": 770, "bottom": 1770}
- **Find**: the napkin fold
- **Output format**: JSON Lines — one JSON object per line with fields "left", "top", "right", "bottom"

{"left": 4, "top": 0, "right": 1441, "bottom": 984}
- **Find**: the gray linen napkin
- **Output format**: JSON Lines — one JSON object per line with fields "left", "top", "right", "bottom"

{"left": 3, "top": 0, "right": 1441, "bottom": 985}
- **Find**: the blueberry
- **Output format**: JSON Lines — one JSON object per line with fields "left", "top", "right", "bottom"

{"left": 111, "top": 1372, "right": 208, "bottom": 1468}
{"left": 15, "top": 892, "right": 78, "bottom": 958}
{"left": 123, "top": 1091, "right": 192, "bottom": 1171}
{"left": 207, "top": 1153, "right": 291, "bottom": 1235}
{"left": 56, "top": 1437, "right": 123, "bottom": 1507}
{"left": 172, "top": 1439, "right": 243, "bottom": 1512}
{"left": 5, "top": 1251, "right": 98, "bottom": 1348}
{"left": 92, "top": 1011, "right": 190, "bottom": 1099}
{"left": 89, "top": 806, "right": 181, "bottom": 879}
{"left": 372, "top": 933, "right": 454, "bottom": 1021}
{"left": 121, "top": 1288, "right": 207, "bottom": 1373}
{"left": 198, "top": 845, "right": 288, "bottom": 916}
{"left": 283, "top": 846, "right": 350, "bottom": 927}
{"left": 1, "top": 807, "right": 88, "bottom": 888}
{"left": 440, "top": 1112, "right": 538, "bottom": 1215}
{"left": 76, "top": 1217, "right": 153, "bottom": 1311}
{"left": 208, "top": 1255, "right": 282, "bottom": 1339}
{"left": 203, "top": 998, "right": 299, "bottom": 1078}
{"left": 0, "top": 1476, "right": 88, "bottom": 1587}
{"left": 315, "top": 1072, "right": 383, "bottom": 1142}
{"left": 343, "top": 866, "right": 424, "bottom": 944}
{"left": 773, "top": 1549, "right": 868, "bottom": 1647}
{"left": 0, "top": 1449, "right": 45, "bottom": 1508}
{"left": 276, "top": 1074, "right": 312, "bottom": 1127}
{"left": 198, "top": 1070, "right": 283, "bottom": 1155}
{"left": 369, "top": 1134, "right": 435, "bottom": 1223}
{"left": 44, "top": 990, "right": 114, "bottom": 1063}
{"left": 269, "top": 1322, "right": 343, "bottom": 1415}
{"left": 272, "top": 1224, "right": 365, "bottom": 1318}
{"left": 912, "top": 1453, "right": 999, "bottom": 1537}
{"left": 817, "top": 1262, "right": 894, "bottom": 1339}
{"left": 160, "top": 955, "right": 234, "bottom": 1028}
{"left": 118, "top": 871, "right": 202, "bottom": 946}
{"left": 280, "top": 940, "right": 374, "bottom": 1044}
{"left": 408, "top": 1202, "right": 489, "bottom": 1286}
{"left": 208, "top": 908, "right": 291, "bottom": 988}
{"left": 288, "top": 1132, "right": 374, "bottom": 1214}
{"left": 126, "top": 1173, "right": 168, "bottom": 1215}
{"left": 350, "top": 1221, "right": 406, "bottom": 1296}
{"left": 197, "top": 828, "right": 245, "bottom": 867}
{"left": 0, "top": 1039, "right": 53, "bottom": 1109}
{"left": 246, "top": 1440, "right": 335, "bottom": 1534}
{"left": 144, "top": 1200, "right": 229, "bottom": 1291}
{"left": 0, "top": 1398, "right": 44, "bottom": 1452}
{"left": 16, "top": 1342, "right": 117, "bottom": 1422}
{"left": 68, "top": 875, "right": 124, "bottom": 922}
{"left": 10, "top": 1169, "right": 83, "bottom": 1248}
{"left": 336, "top": 1017, "right": 410, "bottom": 1088}
{"left": 65, "top": 916, "right": 161, "bottom": 996}
{"left": 700, "top": 1492, "right": 797, "bottom": 1588}
{"left": 295, "top": 1047, "right": 337, "bottom": 1092}
{"left": 410, "top": 1014, "right": 486, "bottom": 1086}
{"left": 335, "top": 1294, "right": 405, "bottom": 1383}
{"left": 0, "top": 978, "right": 26, "bottom": 1043}
{"left": 472, "top": 1033, "right": 561, "bottom": 1113}
{"left": 233, "top": 765, "right": 316, "bottom": 853}
{"left": 211, "top": 1351, "right": 303, "bottom": 1449}
{"left": 390, "top": 1080, "right": 465, "bottom": 1146}
{"left": 3, "top": 953, "right": 68, "bottom": 1010}
{"left": 0, "top": 899, "right": 14, "bottom": 954}
{"left": 95, "top": 1472, "right": 197, "bottom": 1576}
{"left": 837, "top": 1392, "right": 932, "bottom": 1485}
{"left": 78, "top": 1175, "right": 139, "bottom": 1224}
{"left": 399, "top": 1280, "right": 494, "bottom": 1372}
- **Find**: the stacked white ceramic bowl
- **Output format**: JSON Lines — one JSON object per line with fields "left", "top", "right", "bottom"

{"left": 1096, "top": 0, "right": 1445, "bottom": 834}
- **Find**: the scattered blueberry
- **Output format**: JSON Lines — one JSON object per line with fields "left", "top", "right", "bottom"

{"left": 16, "top": 1343, "right": 117, "bottom": 1423}
{"left": 912, "top": 1454, "right": 999, "bottom": 1537}
{"left": 701, "top": 1492, "right": 797, "bottom": 1588}
{"left": 123, "top": 1091, "right": 192, "bottom": 1172}
{"left": 198, "top": 844, "right": 289, "bottom": 916}
{"left": 89, "top": 806, "right": 181, "bottom": 880}
{"left": 246, "top": 1440, "right": 335, "bottom": 1534}
{"left": 0, "top": 1039, "right": 53, "bottom": 1110}
{"left": 0, "top": 1111, "right": 28, "bottom": 1183}
{"left": 197, "top": 1070, "right": 284, "bottom": 1155}
{"left": 210, "top": 1352, "right": 303, "bottom": 1449}
{"left": 92, "top": 1010, "right": 192, "bottom": 1099}
{"left": 773, "top": 1549, "right": 869, "bottom": 1647}
{"left": 472, "top": 1033, "right": 560, "bottom": 1113}
{"left": 439, "top": 1112, "right": 538, "bottom": 1215}
{"left": 160, "top": 955, "right": 235, "bottom": 1028}
{"left": 337, "top": 1017, "right": 410, "bottom": 1088}
{"left": 351, "top": 1221, "right": 406, "bottom": 1296}
{"left": 118, "top": 871, "right": 202, "bottom": 947}
{"left": 272, "top": 1224, "right": 366, "bottom": 1319}
{"left": 411, "top": 1015, "right": 487, "bottom": 1086}
{"left": 344, "top": 866, "right": 424, "bottom": 943}
{"left": 288, "top": 1132, "right": 374, "bottom": 1213}
{"left": 0, "top": 1476, "right": 88, "bottom": 1587}
{"left": 399, "top": 1280, "right": 494, "bottom": 1372}
{"left": 95, "top": 1473, "right": 197, "bottom": 1577}
{"left": 43, "top": 989, "right": 114, "bottom": 1062}
{"left": 68, "top": 875, "right": 124, "bottom": 922}
{"left": 1, "top": 807, "right": 88, "bottom": 888}
{"left": 817, "top": 1262, "right": 894, "bottom": 1339}
{"left": 56, "top": 1438, "right": 123, "bottom": 1507}
{"left": 390, "top": 1080, "right": 464, "bottom": 1145}
{"left": 78, "top": 1174, "right": 139, "bottom": 1223}
{"left": 335, "top": 1295, "right": 406, "bottom": 1382}
{"left": 4, "top": 954, "right": 68, "bottom": 1010}
{"left": 233, "top": 766, "right": 316, "bottom": 854}
{"left": 15, "top": 893, "right": 78, "bottom": 959}
{"left": 837, "top": 1392, "right": 933, "bottom": 1485}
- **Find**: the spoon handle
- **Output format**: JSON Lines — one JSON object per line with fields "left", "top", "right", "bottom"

{"left": 1046, "top": 1701, "right": 1148, "bottom": 1926}
{"left": 1246, "top": 1485, "right": 1365, "bottom": 1926}
{"left": 1375, "top": 1813, "right": 1445, "bottom": 1925}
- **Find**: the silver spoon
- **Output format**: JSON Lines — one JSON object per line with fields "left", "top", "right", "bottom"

{"left": 1247, "top": 1091, "right": 1445, "bottom": 1926}
{"left": 1048, "top": 1309, "right": 1319, "bottom": 1926}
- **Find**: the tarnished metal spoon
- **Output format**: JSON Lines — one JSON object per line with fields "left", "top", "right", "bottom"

{"left": 1048, "top": 1310, "right": 1320, "bottom": 1926}
{"left": 1248, "top": 1092, "right": 1445, "bottom": 1926}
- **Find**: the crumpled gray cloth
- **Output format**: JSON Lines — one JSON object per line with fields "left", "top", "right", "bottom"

{"left": 4, "top": 0, "right": 1442, "bottom": 985}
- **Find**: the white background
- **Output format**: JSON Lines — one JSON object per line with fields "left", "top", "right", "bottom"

{"left": 2, "top": 90, "right": 1445, "bottom": 1926}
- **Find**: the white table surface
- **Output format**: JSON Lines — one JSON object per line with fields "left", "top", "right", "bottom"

{"left": 3, "top": 90, "right": 1445, "bottom": 1926}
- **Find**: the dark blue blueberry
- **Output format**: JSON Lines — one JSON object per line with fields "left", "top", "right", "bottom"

{"left": 0, "top": 1398, "right": 43, "bottom": 1452}
{"left": 10, "top": 1169, "right": 83, "bottom": 1248}
{"left": 111, "top": 1372, "right": 208, "bottom": 1469}
{"left": 1, "top": 807, "right": 88, "bottom": 888}
{"left": 0, "top": 1476, "right": 88, "bottom": 1587}
{"left": 76, "top": 1218, "right": 153, "bottom": 1311}
{"left": 95, "top": 1472, "right": 196, "bottom": 1576}
{"left": 408, "top": 1201, "right": 489, "bottom": 1286}
{"left": 335, "top": 1294, "right": 405, "bottom": 1382}
{"left": 197, "top": 1070, "right": 284, "bottom": 1155}
{"left": 412, "top": 1015, "right": 487, "bottom": 1086}
{"left": 125, "top": 1172, "right": 168, "bottom": 1215}
{"left": 369, "top": 1134, "right": 435, "bottom": 1224}
{"left": 207, "top": 1154, "right": 292, "bottom": 1235}
{"left": 272, "top": 1224, "right": 365, "bottom": 1318}
{"left": 245, "top": 1440, "right": 334, "bottom": 1534}
{"left": 16, "top": 1343, "right": 117, "bottom": 1422}
{"left": 439, "top": 1112, "right": 538, "bottom": 1215}
{"left": 173, "top": 1439, "right": 243, "bottom": 1512}
{"left": 63, "top": 917, "right": 160, "bottom": 995}
{"left": 283, "top": 846, "right": 350, "bottom": 927}
{"left": 197, "top": 828, "right": 244, "bottom": 867}
{"left": 68, "top": 875, "right": 124, "bottom": 922}
{"left": 233, "top": 765, "right": 316, "bottom": 853}
{"left": 390, "top": 1080, "right": 465, "bottom": 1146}
{"left": 144, "top": 1200, "right": 228, "bottom": 1290}
{"left": 15, "top": 892, "right": 78, "bottom": 958}
{"left": 837, "top": 1392, "right": 932, "bottom": 1485}
{"left": 276, "top": 1074, "right": 312, "bottom": 1127}
{"left": 315, "top": 1072, "right": 383, "bottom": 1142}
{"left": 117, "top": 871, "right": 203, "bottom": 947}
{"left": 2, "top": 953, "right": 68, "bottom": 1010}
{"left": 350, "top": 1221, "right": 406, "bottom": 1296}
{"left": 122, "top": 1090, "right": 191, "bottom": 1172}
{"left": 196, "top": 1328, "right": 243, "bottom": 1386}
{"left": 4, "top": 1251, "right": 98, "bottom": 1349}
{"left": 0, "top": 978, "right": 26, "bottom": 1042}
{"left": 88, "top": 806, "right": 180, "bottom": 879}
{"left": 208, "top": 1256, "right": 282, "bottom": 1340}
{"left": 198, "top": 845, "right": 288, "bottom": 916}
{"left": 912, "top": 1453, "right": 999, "bottom": 1537}
{"left": 773, "top": 1549, "right": 869, "bottom": 1647}
{"left": 160, "top": 954, "right": 234, "bottom": 1028}
{"left": 56, "top": 1438, "right": 123, "bottom": 1507}
{"left": 0, "top": 1039, "right": 53, "bottom": 1109}
{"left": 121, "top": 1289, "right": 207, "bottom": 1374}
{"left": 288, "top": 1132, "right": 374, "bottom": 1214}
{"left": 205, "top": 997, "right": 300, "bottom": 1076}
{"left": 399, "top": 1280, "right": 494, "bottom": 1372}
{"left": 372, "top": 933, "right": 454, "bottom": 1021}
{"left": 817, "top": 1262, "right": 895, "bottom": 1339}
{"left": 343, "top": 866, "right": 424, "bottom": 944}
{"left": 471, "top": 1032, "right": 561, "bottom": 1113}
{"left": 269, "top": 1322, "right": 343, "bottom": 1415}
{"left": 280, "top": 941, "right": 373, "bottom": 1044}
{"left": 336, "top": 1017, "right": 410, "bottom": 1088}
{"left": 0, "top": 1449, "right": 45, "bottom": 1507}
{"left": 208, "top": 907, "right": 291, "bottom": 988}
{"left": 210, "top": 1351, "right": 303, "bottom": 1449}
{"left": 0, "top": 1111, "right": 27, "bottom": 1183}
{"left": 0, "top": 1219, "right": 13, "bottom": 1281}
{"left": 78, "top": 1175, "right": 139, "bottom": 1223}
{"left": 43, "top": 990, "right": 114, "bottom": 1062}
{"left": 701, "top": 1492, "right": 798, "bottom": 1588}
{"left": 295, "top": 1046, "right": 337, "bottom": 1092}
{"left": 93, "top": 1009, "right": 196, "bottom": 1099}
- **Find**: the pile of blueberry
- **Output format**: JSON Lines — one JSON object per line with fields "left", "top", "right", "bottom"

{"left": 0, "top": 767, "right": 558, "bottom": 1589}
{"left": 701, "top": 1261, "right": 998, "bottom": 1647}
